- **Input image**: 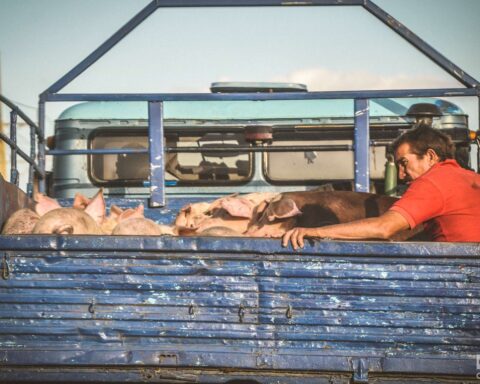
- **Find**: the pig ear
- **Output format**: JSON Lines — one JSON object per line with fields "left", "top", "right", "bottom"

{"left": 220, "top": 198, "right": 254, "bottom": 219}
{"left": 118, "top": 204, "right": 144, "bottom": 222}
{"left": 180, "top": 204, "right": 192, "bottom": 213}
{"left": 253, "top": 200, "right": 268, "bottom": 216}
{"left": 73, "top": 193, "right": 90, "bottom": 209}
{"left": 267, "top": 198, "right": 302, "bottom": 221}
{"left": 34, "top": 193, "right": 61, "bottom": 216}
{"left": 129, "top": 204, "right": 145, "bottom": 219}
{"left": 54, "top": 224, "right": 74, "bottom": 235}
{"left": 207, "top": 194, "right": 238, "bottom": 214}
{"left": 108, "top": 205, "right": 124, "bottom": 220}
{"left": 84, "top": 189, "right": 106, "bottom": 225}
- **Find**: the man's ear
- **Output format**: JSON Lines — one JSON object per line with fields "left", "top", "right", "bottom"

{"left": 426, "top": 148, "right": 440, "bottom": 164}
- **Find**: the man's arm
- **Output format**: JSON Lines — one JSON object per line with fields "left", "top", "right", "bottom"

{"left": 282, "top": 210, "right": 410, "bottom": 249}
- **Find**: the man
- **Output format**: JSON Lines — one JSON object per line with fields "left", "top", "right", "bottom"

{"left": 282, "top": 125, "right": 480, "bottom": 249}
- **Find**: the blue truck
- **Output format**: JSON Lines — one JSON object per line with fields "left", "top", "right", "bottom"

{"left": 1, "top": 1, "right": 480, "bottom": 382}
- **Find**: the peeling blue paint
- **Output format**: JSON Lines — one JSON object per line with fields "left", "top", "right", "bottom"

{"left": 0, "top": 235, "right": 479, "bottom": 381}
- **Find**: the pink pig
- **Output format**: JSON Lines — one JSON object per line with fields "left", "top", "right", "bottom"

{"left": 1, "top": 208, "right": 40, "bottom": 235}
{"left": 111, "top": 204, "right": 177, "bottom": 236}
{"left": 174, "top": 192, "right": 279, "bottom": 236}
{"left": 32, "top": 190, "right": 106, "bottom": 235}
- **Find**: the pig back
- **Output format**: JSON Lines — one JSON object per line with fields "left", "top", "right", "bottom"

{"left": 280, "top": 191, "right": 398, "bottom": 227}
{"left": 1, "top": 208, "right": 39, "bottom": 235}
{"left": 32, "top": 208, "right": 103, "bottom": 235}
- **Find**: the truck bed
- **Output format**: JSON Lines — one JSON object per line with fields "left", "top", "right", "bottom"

{"left": 0, "top": 178, "right": 479, "bottom": 383}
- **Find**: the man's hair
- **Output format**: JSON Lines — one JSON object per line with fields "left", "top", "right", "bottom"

{"left": 391, "top": 123, "right": 455, "bottom": 161}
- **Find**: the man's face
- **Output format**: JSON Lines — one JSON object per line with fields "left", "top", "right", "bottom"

{"left": 394, "top": 143, "right": 435, "bottom": 183}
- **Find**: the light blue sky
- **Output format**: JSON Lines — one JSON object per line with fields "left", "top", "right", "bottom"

{"left": 0, "top": 0, "right": 479, "bottom": 132}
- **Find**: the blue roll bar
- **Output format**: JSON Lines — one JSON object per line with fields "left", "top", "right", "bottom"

{"left": 42, "top": 87, "right": 478, "bottom": 102}
{"left": 354, "top": 99, "right": 369, "bottom": 192}
{"left": 148, "top": 102, "right": 166, "bottom": 207}
{"left": 38, "top": 0, "right": 480, "bottom": 206}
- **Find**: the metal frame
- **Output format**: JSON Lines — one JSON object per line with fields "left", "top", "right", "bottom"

{"left": 0, "top": 95, "right": 45, "bottom": 196}
{"left": 39, "top": 0, "right": 480, "bottom": 206}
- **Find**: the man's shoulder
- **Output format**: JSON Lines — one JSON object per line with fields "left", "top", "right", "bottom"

{"left": 421, "top": 159, "right": 480, "bottom": 193}
{"left": 423, "top": 159, "right": 470, "bottom": 180}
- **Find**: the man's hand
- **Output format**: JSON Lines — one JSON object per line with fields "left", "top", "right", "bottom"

{"left": 282, "top": 227, "right": 319, "bottom": 250}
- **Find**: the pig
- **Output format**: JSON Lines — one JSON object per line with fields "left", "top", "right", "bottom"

{"left": 99, "top": 204, "right": 125, "bottom": 234}
{"left": 32, "top": 208, "right": 103, "bottom": 235}
{"left": 175, "top": 201, "right": 212, "bottom": 229}
{"left": 112, "top": 217, "right": 177, "bottom": 236}
{"left": 110, "top": 204, "right": 177, "bottom": 236}
{"left": 245, "top": 190, "right": 426, "bottom": 240}
{"left": 197, "top": 226, "right": 244, "bottom": 237}
{"left": 70, "top": 193, "right": 127, "bottom": 234}
{"left": 1, "top": 208, "right": 40, "bottom": 235}
{"left": 34, "top": 193, "right": 64, "bottom": 217}
{"left": 32, "top": 190, "right": 106, "bottom": 235}
{"left": 174, "top": 192, "right": 279, "bottom": 236}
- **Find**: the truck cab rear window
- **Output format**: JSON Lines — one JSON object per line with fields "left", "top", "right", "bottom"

{"left": 89, "top": 129, "right": 253, "bottom": 186}
{"left": 266, "top": 140, "right": 386, "bottom": 182}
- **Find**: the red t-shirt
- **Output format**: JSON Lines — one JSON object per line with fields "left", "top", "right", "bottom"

{"left": 390, "top": 159, "right": 480, "bottom": 242}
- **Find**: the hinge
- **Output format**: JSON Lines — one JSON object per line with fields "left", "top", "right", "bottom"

{"left": 238, "top": 303, "right": 245, "bottom": 323}
{"left": 2, "top": 252, "right": 12, "bottom": 280}
{"left": 351, "top": 358, "right": 369, "bottom": 383}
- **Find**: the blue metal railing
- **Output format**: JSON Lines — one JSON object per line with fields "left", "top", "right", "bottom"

{"left": 43, "top": 92, "right": 479, "bottom": 207}
{"left": 0, "top": 95, "right": 45, "bottom": 196}
{"left": 44, "top": 96, "right": 373, "bottom": 206}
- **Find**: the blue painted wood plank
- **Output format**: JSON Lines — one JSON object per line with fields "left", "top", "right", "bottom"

{"left": 1, "top": 240, "right": 478, "bottom": 378}
{"left": 2, "top": 235, "right": 480, "bottom": 257}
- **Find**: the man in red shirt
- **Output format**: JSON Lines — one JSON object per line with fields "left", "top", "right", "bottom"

{"left": 282, "top": 126, "right": 480, "bottom": 248}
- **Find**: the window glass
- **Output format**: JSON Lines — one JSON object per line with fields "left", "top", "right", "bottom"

{"left": 265, "top": 139, "right": 386, "bottom": 182}
{"left": 89, "top": 129, "right": 253, "bottom": 185}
